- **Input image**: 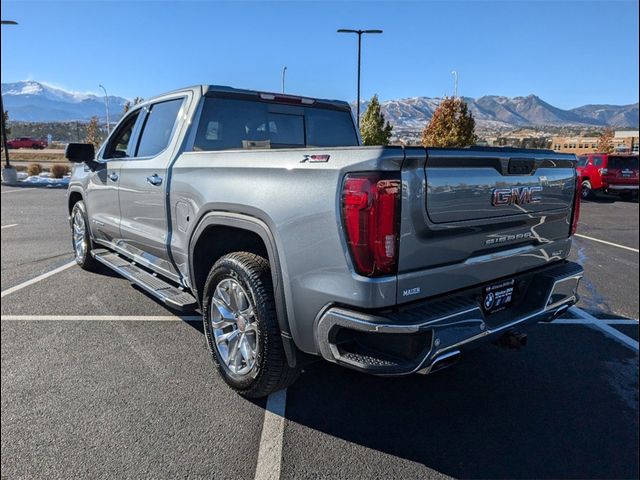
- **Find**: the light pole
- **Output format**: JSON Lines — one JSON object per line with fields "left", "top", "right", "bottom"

{"left": 98, "top": 84, "right": 110, "bottom": 135}
{"left": 281, "top": 66, "right": 287, "bottom": 93}
{"left": 337, "top": 28, "right": 382, "bottom": 128}
{"left": 1, "top": 20, "right": 18, "bottom": 171}
{"left": 451, "top": 70, "right": 458, "bottom": 98}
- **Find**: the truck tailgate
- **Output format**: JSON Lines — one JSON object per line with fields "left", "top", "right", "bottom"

{"left": 397, "top": 147, "right": 577, "bottom": 303}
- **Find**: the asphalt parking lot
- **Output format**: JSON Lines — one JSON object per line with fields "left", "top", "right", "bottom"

{"left": 1, "top": 186, "right": 638, "bottom": 479}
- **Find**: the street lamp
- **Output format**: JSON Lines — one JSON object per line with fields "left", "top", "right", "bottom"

{"left": 98, "top": 84, "right": 110, "bottom": 135}
{"left": 1, "top": 20, "right": 18, "bottom": 173}
{"left": 337, "top": 28, "right": 383, "bottom": 128}
{"left": 451, "top": 70, "right": 458, "bottom": 98}
{"left": 281, "top": 66, "right": 287, "bottom": 94}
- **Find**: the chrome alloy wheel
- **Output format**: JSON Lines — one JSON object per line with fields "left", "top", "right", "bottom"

{"left": 72, "top": 209, "right": 87, "bottom": 261}
{"left": 210, "top": 278, "right": 259, "bottom": 376}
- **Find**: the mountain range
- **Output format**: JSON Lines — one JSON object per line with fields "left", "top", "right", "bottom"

{"left": 2, "top": 81, "right": 638, "bottom": 130}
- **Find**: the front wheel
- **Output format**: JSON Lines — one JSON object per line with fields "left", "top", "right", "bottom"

{"left": 581, "top": 180, "right": 593, "bottom": 200}
{"left": 70, "top": 201, "right": 99, "bottom": 271}
{"left": 202, "top": 252, "right": 299, "bottom": 398}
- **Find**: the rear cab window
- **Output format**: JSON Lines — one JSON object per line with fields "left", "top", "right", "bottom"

{"left": 193, "top": 97, "right": 358, "bottom": 151}
{"left": 607, "top": 156, "right": 639, "bottom": 170}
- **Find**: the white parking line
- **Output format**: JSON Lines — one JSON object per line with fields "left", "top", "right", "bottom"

{"left": 1, "top": 261, "right": 76, "bottom": 298}
{"left": 254, "top": 388, "right": 287, "bottom": 480}
{"left": 1, "top": 224, "right": 18, "bottom": 229}
{"left": 574, "top": 233, "right": 639, "bottom": 253}
{"left": 1, "top": 315, "right": 201, "bottom": 322}
{"left": 569, "top": 306, "right": 639, "bottom": 352}
{"left": 0, "top": 188, "right": 35, "bottom": 194}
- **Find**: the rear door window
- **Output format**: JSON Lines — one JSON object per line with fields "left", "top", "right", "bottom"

{"left": 135, "top": 98, "right": 184, "bottom": 157}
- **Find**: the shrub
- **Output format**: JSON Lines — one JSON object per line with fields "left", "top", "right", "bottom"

{"left": 27, "top": 163, "right": 43, "bottom": 176}
{"left": 50, "top": 163, "right": 70, "bottom": 179}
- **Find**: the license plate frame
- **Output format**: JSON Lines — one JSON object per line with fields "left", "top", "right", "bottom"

{"left": 483, "top": 279, "right": 516, "bottom": 313}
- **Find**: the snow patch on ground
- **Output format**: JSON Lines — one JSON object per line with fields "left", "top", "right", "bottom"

{"left": 21, "top": 174, "right": 69, "bottom": 187}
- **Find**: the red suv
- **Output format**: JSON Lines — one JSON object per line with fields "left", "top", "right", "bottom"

{"left": 577, "top": 153, "right": 639, "bottom": 200}
{"left": 6, "top": 137, "right": 48, "bottom": 149}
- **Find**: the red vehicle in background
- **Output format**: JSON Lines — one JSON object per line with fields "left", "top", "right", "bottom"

{"left": 6, "top": 137, "right": 48, "bottom": 149}
{"left": 577, "top": 153, "right": 639, "bottom": 200}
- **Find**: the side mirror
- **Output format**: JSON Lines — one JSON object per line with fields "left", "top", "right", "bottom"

{"left": 65, "top": 143, "right": 95, "bottom": 163}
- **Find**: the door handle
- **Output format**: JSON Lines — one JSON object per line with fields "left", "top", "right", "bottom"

{"left": 146, "top": 174, "right": 163, "bottom": 186}
{"left": 108, "top": 172, "right": 119, "bottom": 182}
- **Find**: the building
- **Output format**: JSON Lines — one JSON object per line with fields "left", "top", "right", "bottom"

{"left": 551, "top": 130, "right": 638, "bottom": 154}
{"left": 614, "top": 130, "right": 639, "bottom": 153}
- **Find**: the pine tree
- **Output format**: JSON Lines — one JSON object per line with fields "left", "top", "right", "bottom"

{"left": 597, "top": 128, "right": 615, "bottom": 154}
{"left": 85, "top": 116, "right": 102, "bottom": 150}
{"left": 360, "top": 95, "right": 393, "bottom": 146}
{"left": 123, "top": 96, "right": 144, "bottom": 114}
{"left": 421, "top": 97, "right": 477, "bottom": 147}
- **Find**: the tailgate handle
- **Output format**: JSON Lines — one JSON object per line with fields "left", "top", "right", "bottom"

{"left": 508, "top": 158, "right": 535, "bottom": 175}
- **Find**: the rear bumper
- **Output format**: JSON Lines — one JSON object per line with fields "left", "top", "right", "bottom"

{"left": 607, "top": 184, "right": 639, "bottom": 191}
{"left": 315, "top": 261, "right": 583, "bottom": 375}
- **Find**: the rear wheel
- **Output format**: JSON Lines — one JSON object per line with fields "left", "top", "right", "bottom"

{"left": 202, "top": 252, "right": 299, "bottom": 398}
{"left": 71, "top": 201, "right": 99, "bottom": 271}
{"left": 581, "top": 180, "right": 593, "bottom": 200}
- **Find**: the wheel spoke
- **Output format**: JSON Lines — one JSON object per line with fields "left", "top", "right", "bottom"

{"left": 216, "top": 329, "right": 238, "bottom": 345}
{"left": 211, "top": 295, "right": 235, "bottom": 321}
{"left": 239, "top": 334, "right": 251, "bottom": 362}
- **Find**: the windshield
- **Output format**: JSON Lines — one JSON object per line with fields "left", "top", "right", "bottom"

{"left": 193, "top": 97, "right": 359, "bottom": 151}
{"left": 608, "top": 156, "right": 639, "bottom": 170}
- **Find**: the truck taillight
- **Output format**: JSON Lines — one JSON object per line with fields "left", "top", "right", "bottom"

{"left": 570, "top": 173, "right": 581, "bottom": 236}
{"left": 342, "top": 172, "right": 401, "bottom": 277}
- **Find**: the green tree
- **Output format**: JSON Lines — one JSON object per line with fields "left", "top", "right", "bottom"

{"left": 359, "top": 94, "right": 393, "bottom": 146}
{"left": 85, "top": 116, "right": 102, "bottom": 150}
{"left": 597, "top": 128, "right": 615, "bottom": 154}
{"left": 2, "top": 110, "right": 11, "bottom": 138}
{"left": 421, "top": 97, "right": 477, "bottom": 147}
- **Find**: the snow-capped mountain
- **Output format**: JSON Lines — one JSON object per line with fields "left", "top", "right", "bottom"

{"left": 1, "top": 81, "right": 128, "bottom": 122}
{"left": 2, "top": 81, "right": 638, "bottom": 129}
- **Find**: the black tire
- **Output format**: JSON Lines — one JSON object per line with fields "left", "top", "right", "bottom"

{"left": 70, "top": 201, "right": 100, "bottom": 271}
{"left": 581, "top": 180, "right": 593, "bottom": 200}
{"left": 202, "top": 252, "right": 299, "bottom": 398}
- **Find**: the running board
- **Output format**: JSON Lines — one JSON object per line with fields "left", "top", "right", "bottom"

{"left": 91, "top": 249, "right": 197, "bottom": 311}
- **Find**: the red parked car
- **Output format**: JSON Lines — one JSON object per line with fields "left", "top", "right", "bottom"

{"left": 6, "top": 137, "right": 48, "bottom": 149}
{"left": 577, "top": 153, "right": 639, "bottom": 200}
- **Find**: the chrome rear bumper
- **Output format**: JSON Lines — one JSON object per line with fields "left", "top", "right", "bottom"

{"left": 315, "top": 261, "right": 583, "bottom": 376}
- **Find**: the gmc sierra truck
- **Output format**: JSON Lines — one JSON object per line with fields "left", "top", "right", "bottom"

{"left": 65, "top": 85, "right": 584, "bottom": 398}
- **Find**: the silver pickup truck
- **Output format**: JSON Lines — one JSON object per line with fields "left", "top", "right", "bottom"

{"left": 65, "top": 85, "right": 584, "bottom": 398}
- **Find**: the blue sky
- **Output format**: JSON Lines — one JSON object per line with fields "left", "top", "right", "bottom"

{"left": 1, "top": 0, "right": 638, "bottom": 108}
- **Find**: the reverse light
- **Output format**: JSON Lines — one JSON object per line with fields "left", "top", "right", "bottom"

{"left": 570, "top": 173, "right": 581, "bottom": 236}
{"left": 342, "top": 172, "right": 401, "bottom": 277}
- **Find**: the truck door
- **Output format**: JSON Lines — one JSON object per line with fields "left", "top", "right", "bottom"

{"left": 116, "top": 95, "right": 187, "bottom": 282}
{"left": 86, "top": 109, "right": 143, "bottom": 247}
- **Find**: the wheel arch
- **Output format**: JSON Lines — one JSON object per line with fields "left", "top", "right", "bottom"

{"left": 189, "top": 212, "right": 297, "bottom": 367}
{"left": 68, "top": 189, "right": 84, "bottom": 215}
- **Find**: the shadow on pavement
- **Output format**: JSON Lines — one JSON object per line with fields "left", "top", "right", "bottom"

{"left": 285, "top": 326, "right": 639, "bottom": 479}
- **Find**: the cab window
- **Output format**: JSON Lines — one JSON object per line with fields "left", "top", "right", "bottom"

{"left": 103, "top": 111, "right": 141, "bottom": 159}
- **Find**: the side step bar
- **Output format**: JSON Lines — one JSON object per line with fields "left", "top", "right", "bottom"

{"left": 92, "top": 249, "right": 197, "bottom": 312}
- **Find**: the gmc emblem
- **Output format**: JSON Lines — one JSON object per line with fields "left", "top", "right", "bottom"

{"left": 492, "top": 186, "right": 543, "bottom": 206}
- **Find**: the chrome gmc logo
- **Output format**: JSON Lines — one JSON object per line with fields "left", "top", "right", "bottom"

{"left": 492, "top": 186, "right": 543, "bottom": 206}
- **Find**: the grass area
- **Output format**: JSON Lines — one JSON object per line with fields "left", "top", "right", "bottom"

{"left": 2, "top": 149, "right": 66, "bottom": 162}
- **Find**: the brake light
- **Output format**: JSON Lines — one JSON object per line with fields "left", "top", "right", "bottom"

{"left": 342, "top": 173, "right": 401, "bottom": 276}
{"left": 570, "top": 173, "right": 581, "bottom": 236}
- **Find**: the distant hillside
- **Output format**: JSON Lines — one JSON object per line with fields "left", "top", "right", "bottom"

{"left": 357, "top": 95, "right": 639, "bottom": 131}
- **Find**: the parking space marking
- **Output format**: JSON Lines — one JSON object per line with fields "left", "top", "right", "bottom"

{"left": 569, "top": 306, "right": 639, "bottom": 352}
{"left": 1, "top": 261, "right": 76, "bottom": 298}
{"left": 575, "top": 233, "right": 639, "bottom": 253}
{"left": 254, "top": 388, "right": 287, "bottom": 480}
{"left": 1, "top": 224, "right": 18, "bottom": 229}
{"left": 0, "top": 188, "right": 35, "bottom": 194}
{"left": 1, "top": 315, "right": 201, "bottom": 322}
